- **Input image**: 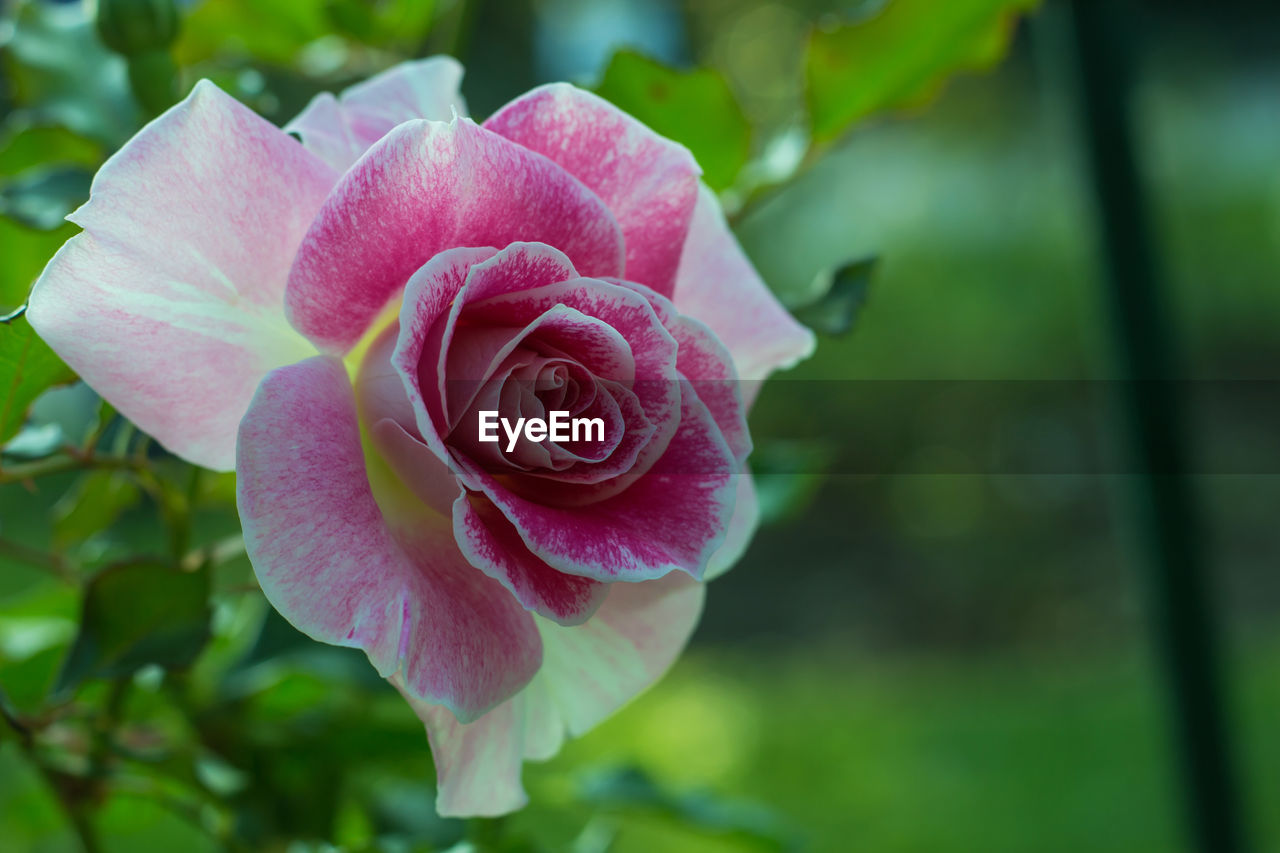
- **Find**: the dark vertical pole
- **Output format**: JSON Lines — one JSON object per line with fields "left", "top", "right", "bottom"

{"left": 1061, "top": 2, "right": 1247, "bottom": 851}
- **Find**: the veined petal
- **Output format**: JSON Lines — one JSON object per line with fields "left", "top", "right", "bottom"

{"left": 285, "top": 119, "right": 626, "bottom": 352}
{"left": 672, "top": 185, "right": 815, "bottom": 392}
{"left": 236, "top": 355, "right": 541, "bottom": 721}
{"left": 27, "top": 80, "right": 336, "bottom": 470}
{"left": 486, "top": 84, "right": 700, "bottom": 297}
{"left": 287, "top": 56, "right": 467, "bottom": 173}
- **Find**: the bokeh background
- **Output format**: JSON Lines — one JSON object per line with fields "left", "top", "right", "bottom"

{"left": 1, "top": 0, "right": 1277, "bottom": 851}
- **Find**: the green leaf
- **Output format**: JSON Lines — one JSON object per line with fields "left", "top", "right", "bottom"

{"left": 0, "top": 315, "right": 76, "bottom": 444}
{"left": 806, "top": 0, "right": 1039, "bottom": 143}
{"left": 0, "top": 219, "right": 80, "bottom": 311}
{"left": 793, "top": 256, "right": 877, "bottom": 336}
{"left": 323, "top": 0, "right": 438, "bottom": 48}
{"left": 595, "top": 50, "right": 752, "bottom": 191}
{"left": 55, "top": 561, "right": 211, "bottom": 694}
{"left": 174, "top": 0, "right": 331, "bottom": 66}
{"left": 0, "top": 742, "right": 80, "bottom": 850}
{"left": 0, "top": 123, "right": 104, "bottom": 174}
{"left": 52, "top": 470, "right": 141, "bottom": 548}
{"left": 0, "top": 167, "right": 93, "bottom": 231}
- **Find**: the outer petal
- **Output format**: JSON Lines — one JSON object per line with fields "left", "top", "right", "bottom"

{"left": 285, "top": 119, "right": 626, "bottom": 352}
{"left": 287, "top": 56, "right": 467, "bottom": 173}
{"left": 26, "top": 81, "right": 336, "bottom": 470}
{"left": 485, "top": 84, "right": 700, "bottom": 298}
{"left": 400, "top": 571, "right": 703, "bottom": 817}
{"left": 672, "top": 185, "right": 816, "bottom": 389}
{"left": 236, "top": 355, "right": 541, "bottom": 722}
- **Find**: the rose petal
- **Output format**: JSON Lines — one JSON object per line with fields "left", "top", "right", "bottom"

{"left": 237, "top": 355, "right": 541, "bottom": 722}
{"left": 287, "top": 56, "right": 467, "bottom": 173}
{"left": 455, "top": 492, "right": 609, "bottom": 625}
{"left": 459, "top": 276, "right": 682, "bottom": 481}
{"left": 398, "top": 570, "right": 703, "bottom": 817}
{"left": 672, "top": 185, "right": 815, "bottom": 393}
{"left": 395, "top": 679, "right": 529, "bottom": 817}
{"left": 26, "top": 81, "right": 335, "bottom": 470}
{"left": 486, "top": 84, "right": 699, "bottom": 297}
{"left": 285, "top": 120, "right": 626, "bottom": 352}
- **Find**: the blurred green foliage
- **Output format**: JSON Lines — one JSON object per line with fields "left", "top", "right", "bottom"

{"left": 806, "top": 0, "right": 1039, "bottom": 143}
{"left": 0, "top": 316, "right": 75, "bottom": 443}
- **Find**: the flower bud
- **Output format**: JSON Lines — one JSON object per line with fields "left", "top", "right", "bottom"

{"left": 95, "top": 0, "right": 180, "bottom": 58}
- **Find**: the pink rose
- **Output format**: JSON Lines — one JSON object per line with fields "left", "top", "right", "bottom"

{"left": 27, "top": 58, "right": 813, "bottom": 814}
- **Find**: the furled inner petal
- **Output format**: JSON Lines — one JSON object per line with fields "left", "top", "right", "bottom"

{"left": 440, "top": 305, "right": 636, "bottom": 431}
{"left": 457, "top": 277, "right": 685, "bottom": 488}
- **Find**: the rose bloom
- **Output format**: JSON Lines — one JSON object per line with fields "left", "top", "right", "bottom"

{"left": 28, "top": 58, "right": 812, "bottom": 815}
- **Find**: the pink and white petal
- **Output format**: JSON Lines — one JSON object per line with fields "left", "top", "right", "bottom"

{"left": 27, "top": 80, "right": 336, "bottom": 470}
{"left": 286, "top": 119, "right": 625, "bottom": 352}
{"left": 469, "top": 383, "right": 737, "bottom": 582}
{"left": 395, "top": 681, "right": 529, "bottom": 817}
{"left": 455, "top": 492, "right": 609, "bottom": 625}
{"left": 485, "top": 84, "right": 699, "bottom": 297}
{"left": 703, "top": 469, "right": 760, "bottom": 581}
{"left": 287, "top": 56, "right": 467, "bottom": 173}
{"left": 672, "top": 185, "right": 815, "bottom": 391}
{"left": 398, "top": 571, "right": 702, "bottom": 818}
{"left": 237, "top": 355, "right": 541, "bottom": 722}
